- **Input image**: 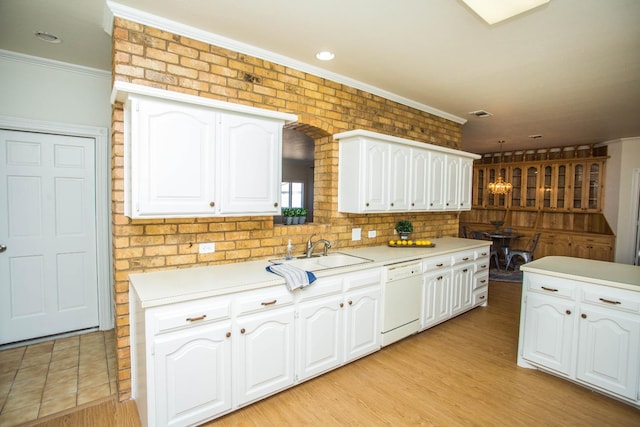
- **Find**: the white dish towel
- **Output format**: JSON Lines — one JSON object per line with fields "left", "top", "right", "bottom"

{"left": 266, "top": 263, "right": 317, "bottom": 291}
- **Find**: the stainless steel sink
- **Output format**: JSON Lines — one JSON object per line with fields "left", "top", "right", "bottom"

{"left": 268, "top": 252, "right": 373, "bottom": 271}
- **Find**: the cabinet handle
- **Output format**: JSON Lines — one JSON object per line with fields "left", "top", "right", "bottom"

{"left": 480, "top": 264, "right": 487, "bottom": 268}
{"left": 437, "top": 276, "right": 443, "bottom": 280}
{"left": 226, "top": 332, "right": 231, "bottom": 338}
{"left": 209, "top": 201, "right": 215, "bottom": 207}
{"left": 186, "top": 314, "right": 207, "bottom": 322}
{"left": 261, "top": 300, "right": 277, "bottom": 306}
{"left": 541, "top": 286, "right": 558, "bottom": 292}
{"left": 436, "top": 263, "right": 444, "bottom": 267}
{"left": 390, "top": 203, "right": 394, "bottom": 207}
{"left": 481, "top": 252, "right": 487, "bottom": 256}
{"left": 274, "top": 202, "right": 279, "bottom": 207}
{"left": 340, "top": 303, "right": 344, "bottom": 308}
{"left": 462, "top": 268, "right": 468, "bottom": 273}
{"left": 581, "top": 313, "right": 587, "bottom": 319}
{"left": 462, "top": 257, "right": 469, "bottom": 261}
{"left": 565, "top": 310, "right": 571, "bottom": 315}
{"left": 348, "top": 300, "right": 353, "bottom": 305}
{"left": 241, "top": 328, "right": 246, "bottom": 334}
{"left": 366, "top": 202, "right": 370, "bottom": 207}
{"left": 480, "top": 279, "right": 487, "bottom": 284}
{"left": 599, "top": 298, "right": 621, "bottom": 305}
{"left": 479, "top": 295, "right": 485, "bottom": 300}
{"left": 411, "top": 203, "right": 415, "bottom": 206}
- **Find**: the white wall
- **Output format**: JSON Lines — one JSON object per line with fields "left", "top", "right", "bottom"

{"left": 603, "top": 137, "right": 640, "bottom": 264}
{"left": 0, "top": 50, "right": 111, "bottom": 127}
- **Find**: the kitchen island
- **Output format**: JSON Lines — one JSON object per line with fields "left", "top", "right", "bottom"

{"left": 518, "top": 256, "right": 640, "bottom": 408}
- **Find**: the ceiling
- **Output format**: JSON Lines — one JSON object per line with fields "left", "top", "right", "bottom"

{"left": 1, "top": 0, "right": 639, "bottom": 154}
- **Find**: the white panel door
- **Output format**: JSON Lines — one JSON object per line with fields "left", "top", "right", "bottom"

{"left": 0, "top": 130, "right": 98, "bottom": 344}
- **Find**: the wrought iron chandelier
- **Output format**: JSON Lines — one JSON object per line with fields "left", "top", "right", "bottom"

{"left": 487, "top": 140, "right": 512, "bottom": 195}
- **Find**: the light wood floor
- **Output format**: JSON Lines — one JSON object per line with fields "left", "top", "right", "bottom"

{"left": 32, "top": 281, "right": 640, "bottom": 426}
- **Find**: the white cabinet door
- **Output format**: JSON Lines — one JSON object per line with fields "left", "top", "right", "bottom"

{"left": 296, "top": 294, "right": 343, "bottom": 382}
{"left": 429, "top": 151, "right": 446, "bottom": 210}
{"left": 363, "top": 140, "right": 389, "bottom": 212}
{"left": 451, "top": 263, "right": 474, "bottom": 316}
{"left": 410, "top": 148, "right": 430, "bottom": 210}
{"left": 153, "top": 322, "right": 232, "bottom": 427}
{"left": 388, "top": 144, "right": 411, "bottom": 211}
{"left": 458, "top": 157, "right": 473, "bottom": 210}
{"left": 522, "top": 293, "right": 576, "bottom": 376}
{"left": 421, "top": 271, "right": 451, "bottom": 329}
{"left": 131, "top": 97, "right": 216, "bottom": 217}
{"left": 576, "top": 306, "right": 640, "bottom": 400}
{"left": 218, "top": 113, "right": 282, "bottom": 215}
{"left": 344, "top": 285, "right": 381, "bottom": 362}
{"left": 235, "top": 306, "right": 295, "bottom": 406}
{"left": 445, "top": 155, "right": 460, "bottom": 210}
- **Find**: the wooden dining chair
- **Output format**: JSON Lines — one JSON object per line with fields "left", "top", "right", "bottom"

{"left": 504, "top": 233, "right": 541, "bottom": 271}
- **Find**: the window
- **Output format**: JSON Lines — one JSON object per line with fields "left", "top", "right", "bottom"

{"left": 281, "top": 181, "right": 304, "bottom": 208}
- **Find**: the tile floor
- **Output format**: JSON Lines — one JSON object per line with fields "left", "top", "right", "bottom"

{"left": 0, "top": 330, "right": 117, "bottom": 426}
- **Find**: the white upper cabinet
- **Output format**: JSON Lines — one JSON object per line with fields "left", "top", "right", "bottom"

{"left": 336, "top": 130, "right": 480, "bottom": 213}
{"left": 112, "top": 82, "right": 296, "bottom": 218}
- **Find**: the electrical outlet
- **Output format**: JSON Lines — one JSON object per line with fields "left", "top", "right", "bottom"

{"left": 199, "top": 242, "right": 215, "bottom": 254}
{"left": 352, "top": 228, "right": 362, "bottom": 241}
{"left": 368, "top": 230, "right": 377, "bottom": 238}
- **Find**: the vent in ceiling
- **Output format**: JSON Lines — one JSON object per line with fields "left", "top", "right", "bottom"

{"left": 469, "top": 110, "right": 492, "bottom": 118}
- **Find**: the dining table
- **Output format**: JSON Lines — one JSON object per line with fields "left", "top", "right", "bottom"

{"left": 483, "top": 231, "right": 524, "bottom": 268}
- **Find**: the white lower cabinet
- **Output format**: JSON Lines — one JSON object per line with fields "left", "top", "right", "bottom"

{"left": 234, "top": 306, "right": 295, "bottom": 406}
{"left": 518, "top": 272, "right": 640, "bottom": 407}
{"left": 153, "top": 322, "right": 232, "bottom": 427}
{"left": 420, "top": 247, "right": 490, "bottom": 331}
{"left": 296, "top": 270, "right": 381, "bottom": 383}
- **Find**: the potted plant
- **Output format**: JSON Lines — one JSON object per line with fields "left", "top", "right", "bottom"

{"left": 297, "top": 208, "right": 308, "bottom": 224}
{"left": 282, "top": 208, "right": 294, "bottom": 225}
{"left": 395, "top": 220, "right": 413, "bottom": 240}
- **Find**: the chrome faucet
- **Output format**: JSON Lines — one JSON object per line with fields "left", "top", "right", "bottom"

{"left": 306, "top": 234, "right": 332, "bottom": 257}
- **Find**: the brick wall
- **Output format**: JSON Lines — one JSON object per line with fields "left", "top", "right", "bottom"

{"left": 111, "top": 17, "right": 463, "bottom": 400}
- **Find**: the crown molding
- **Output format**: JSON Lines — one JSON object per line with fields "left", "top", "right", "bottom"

{"left": 0, "top": 49, "right": 110, "bottom": 79}
{"left": 106, "top": 1, "right": 466, "bottom": 125}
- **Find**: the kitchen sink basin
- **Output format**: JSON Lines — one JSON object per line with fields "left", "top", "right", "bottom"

{"left": 268, "top": 252, "right": 373, "bottom": 271}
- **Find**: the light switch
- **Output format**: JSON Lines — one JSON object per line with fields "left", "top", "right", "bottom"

{"left": 352, "top": 228, "right": 362, "bottom": 241}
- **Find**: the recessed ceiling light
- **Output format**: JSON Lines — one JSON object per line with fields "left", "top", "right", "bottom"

{"left": 469, "top": 110, "right": 493, "bottom": 118}
{"left": 315, "top": 51, "right": 335, "bottom": 61}
{"left": 461, "top": 0, "right": 550, "bottom": 25}
{"left": 34, "top": 31, "right": 62, "bottom": 44}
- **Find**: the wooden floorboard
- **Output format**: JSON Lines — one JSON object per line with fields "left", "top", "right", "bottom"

{"left": 32, "top": 281, "right": 640, "bottom": 426}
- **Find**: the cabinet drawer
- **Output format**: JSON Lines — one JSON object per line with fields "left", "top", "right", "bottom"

{"left": 473, "top": 288, "right": 488, "bottom": 306}
{"left": 525, "top": 273, "right": 576, "bottom": 299}
{"left": 582, "top": 286, "right": 640, "bottom": 314}
{"left": 423, "top": 255, "right": 452, "bottom": 271}
{"left": 235, "top": 286, "right": 294, "bottom": 316}
{"left": 475, "top": 257, "right": 490, "bottom": 273}
{"left": 474, "top": 272, "right": 489, "bottom": 291}
{"left": 475, "top": 247, "right": 492, "bottom": 260}
{"left": 452, "top": 250, "right": 475, "bottom": 265}
{"left": 150, "top": 297, "right": 231, "bottom": 334}
{"left": 296, "top": 275, "right": 343, "bottom": 302}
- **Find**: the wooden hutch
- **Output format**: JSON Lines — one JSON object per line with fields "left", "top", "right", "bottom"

{"left": 459, "top": 144, "right": 615, "bottom": 262}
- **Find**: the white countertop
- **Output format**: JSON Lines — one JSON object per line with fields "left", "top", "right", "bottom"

{"left": 520, "top": 256, "right": 640, "bottom": 291}
{"left": 129, "top": 237, "right": 490, "bottom": 308}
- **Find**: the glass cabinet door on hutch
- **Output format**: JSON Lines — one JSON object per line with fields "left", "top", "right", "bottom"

{"left": 473, "top": 168, "right": 485, "bottom": 207}
{"left": 525, "top": 166, "right": 540, "bottom": 208}
{"left": 542, "top": 164, "right": 568, "bottom": 210}
{"left": 510, "top": 166, "right": 523, "bottom": 207}
{"left": 571, "top": 161, "right": 602, "bottom": 212}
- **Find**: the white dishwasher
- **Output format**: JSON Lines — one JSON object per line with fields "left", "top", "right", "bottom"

{"left": 381, "top": 260, "right": 423, "bottom": 346}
